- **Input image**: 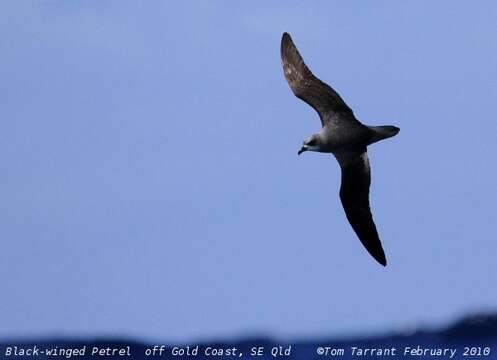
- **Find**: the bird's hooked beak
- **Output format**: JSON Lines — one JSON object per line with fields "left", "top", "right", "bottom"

{"left": 298, "top": 146, "right": 308, "bottom": 155}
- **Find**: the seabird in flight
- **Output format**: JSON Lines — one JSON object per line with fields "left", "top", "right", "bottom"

{"left": 280, "top": 32, "right": 399, "bottom": 266}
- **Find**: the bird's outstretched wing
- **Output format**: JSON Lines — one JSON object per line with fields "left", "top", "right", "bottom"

{"left": 336, "top": 150, "right": 387, "bottom": 266}
{"left": 280, "top": 32, "right": 354, "bottom": 126}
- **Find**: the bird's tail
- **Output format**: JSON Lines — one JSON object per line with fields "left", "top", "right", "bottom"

{"left": 367, "top": 125, "right": 400, "bottom": 145}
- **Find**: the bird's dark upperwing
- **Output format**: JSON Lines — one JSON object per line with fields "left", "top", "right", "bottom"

{"left": 336, "top": 150, "right": 387, "bottom": 266}
{"left": 280, "top": 32, "right": 354, "bottom": 127}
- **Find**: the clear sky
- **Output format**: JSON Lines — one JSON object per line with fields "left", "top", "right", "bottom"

{"left": 1, "top": 0, "right": 496, "bottom": 342}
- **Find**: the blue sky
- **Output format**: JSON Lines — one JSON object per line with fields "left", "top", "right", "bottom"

{"left": 1, "top": 1, "right": 496, "bottom": 342}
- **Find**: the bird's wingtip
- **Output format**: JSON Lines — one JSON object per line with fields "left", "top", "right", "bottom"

{"left": 368, "top": 244, "right": 387, "bottom": 267}
{"left": 281, "top": 32, "right": 292, "bottom": 43}
{"left": 377, "top": 254, "right": 387, "bottom": 267}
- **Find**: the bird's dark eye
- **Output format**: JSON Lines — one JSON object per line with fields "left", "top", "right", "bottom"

{"left": 308, "top": 139, "right": 316, "bottom": 146}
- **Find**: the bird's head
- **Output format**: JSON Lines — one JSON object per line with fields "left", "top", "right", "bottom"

{"left": 298, "top": 134, "right": 321, "bottom": 155}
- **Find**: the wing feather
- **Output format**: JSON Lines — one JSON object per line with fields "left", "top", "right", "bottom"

{"left": 336, "top": 151, "right": 387, "bottom": 266}
{"left": 280, "top": 32, "right": 353, "bottom": 126}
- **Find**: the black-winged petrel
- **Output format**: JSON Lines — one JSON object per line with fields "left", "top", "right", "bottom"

{"left": 280, "top": 32, "right": 399, "bottom": 266}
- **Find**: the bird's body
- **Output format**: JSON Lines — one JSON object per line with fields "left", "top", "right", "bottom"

{"left": 280, "top": 32, "right": 399, "bottom": 266}
{"left": 318, "top": 121, "right": 370, "bottom": 153}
